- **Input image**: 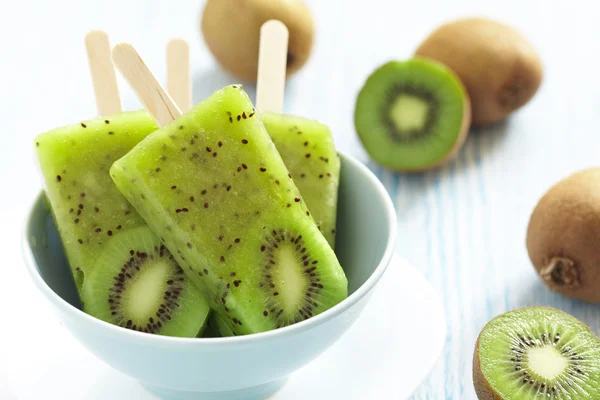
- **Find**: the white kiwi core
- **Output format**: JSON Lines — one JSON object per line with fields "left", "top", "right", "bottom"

{"left": 389, "top": 95, "right": 430, "bottom": 131}
{"left": 274, "top": 246, "right": 306, "bottom": 316}
{"left": 527, "top": 346, "right": 569, "bottom": 380}
{"left": 125, "top": 259, "right": 172, "bottom": 320}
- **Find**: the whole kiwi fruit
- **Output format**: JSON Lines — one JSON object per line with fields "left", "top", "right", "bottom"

{"left": 415, "top": 18, "right": 543, "bottom": 126}
{"left": 526, "top": 168, "right": 600, "bottom": 303}
{"left": 201, "top": 0, "right": 314, "bottom": 83}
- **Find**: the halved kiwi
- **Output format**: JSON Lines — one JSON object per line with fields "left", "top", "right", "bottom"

{"left": 82, "top": 226, "right": 210, "bottom": 337}
{"left": 473, "top": 307, "right": 600, "bottom": 399}
{"left": 354, "top": 58, "right": 471, "bottom": 172}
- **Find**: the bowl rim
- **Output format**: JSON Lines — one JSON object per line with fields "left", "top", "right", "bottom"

{"left": 22, "top": 151, "right": 397, "bottom": 347}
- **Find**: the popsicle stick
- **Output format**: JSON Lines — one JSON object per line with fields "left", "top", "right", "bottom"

{"left": 167, "top": 38, "right": 192, "bottom": 113}
{"left": 85, "top": 30, "right": 122, "bottom": 116}
{"left": 111, "top": 43, "right": 182, "bottom": 127}
{"left": 255, "top": 20, "right": 289, "bottom": 114}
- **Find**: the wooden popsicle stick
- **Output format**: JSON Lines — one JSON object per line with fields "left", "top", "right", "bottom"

{"left": 255, "top": 20, "right": 289, "bottom": 114}
{"left": 85, "top": 30, "right": 122, "bottom": 116}
{"left": 167, "top": 38, "right": 192, "bottom": 113}
{"left": 111, "top": 43, "right": 182, "bottom": 127}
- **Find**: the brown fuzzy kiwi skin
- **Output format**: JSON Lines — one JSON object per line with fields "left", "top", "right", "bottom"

{"left": 526, "top": 168, "right": 600, "bottom": 303}
{"left": 415, "top": 18, "right": 543, "bottom": 126}
{"left": 201, "top": 0, "right": 314, "bottom": 83}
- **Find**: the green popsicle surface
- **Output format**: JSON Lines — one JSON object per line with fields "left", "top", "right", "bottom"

{"left": 261, "top": 112, "right": 341, "bottom": 248}
{"left": 35, "top": 111, "right": 158, "bottom": 291}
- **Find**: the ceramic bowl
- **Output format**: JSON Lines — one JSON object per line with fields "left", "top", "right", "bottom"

{"left": 23, "top": 152, "right": 397, "bottom": 400}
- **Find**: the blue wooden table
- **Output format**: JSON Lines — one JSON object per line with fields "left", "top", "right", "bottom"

{"left": 2, "top": 0, "right": 599, "bottom": 398}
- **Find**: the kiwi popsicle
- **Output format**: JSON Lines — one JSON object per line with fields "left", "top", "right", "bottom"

{"left": 261, "top": 113, "right": 340, "bottom": 248}
{"left": 110, "top": 83, "right": 348, "bottom": 335}
{"left": 35, "top": 111, "right": 157, "bottom": 291}
{"left": 255, "top": 21, "right": 340, "bottom": 248}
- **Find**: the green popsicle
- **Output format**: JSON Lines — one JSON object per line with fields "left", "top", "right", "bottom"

{"left": 111, "top": 85, "right": 348, "bottom": 335}
{"left": 35, "top": 111, "right": 156, "bottom": 290}
{"left": 261, "top": 113, "right": 340, "bottom": 248}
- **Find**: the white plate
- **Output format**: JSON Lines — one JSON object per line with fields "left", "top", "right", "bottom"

{"left": 6, "top": 254, "right": 445, "bottom": 400}
{"left": 272, "top": 255, "right": 446, "bottom": 400}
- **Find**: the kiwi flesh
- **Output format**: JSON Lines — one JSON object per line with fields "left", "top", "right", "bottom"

{"left": 354, "top": 58, "right": 470, "bottom": 172}
{"left": 473, "top": 307, "right": 600, "bottom": 399}
{"left": 82, "top": 226, "right": 210, "bottom": 337}
{"left": 526, "top": 168, "right": 600, "bottom": 303}
{"left": 201, "top": 0, "right": 314, "bottom": 83}
{"left": 415, "top": 18, "right": 543, "bottom": 126}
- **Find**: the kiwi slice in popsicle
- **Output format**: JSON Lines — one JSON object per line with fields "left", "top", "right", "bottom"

{"left": 82, "top": 226, "right": 210, "bottom": 338}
